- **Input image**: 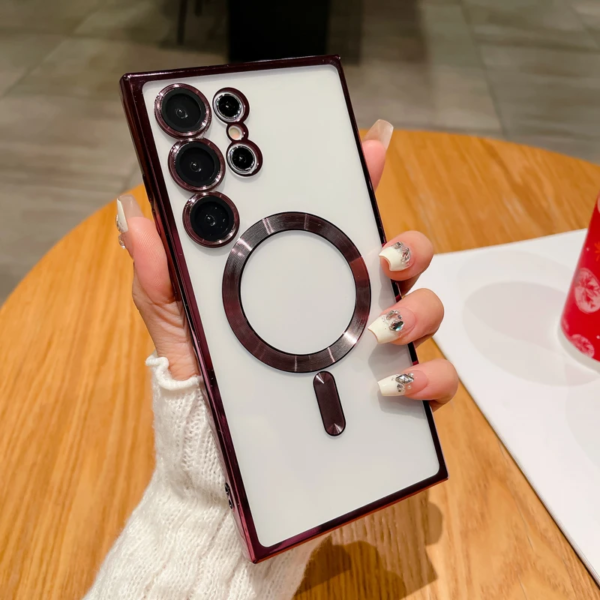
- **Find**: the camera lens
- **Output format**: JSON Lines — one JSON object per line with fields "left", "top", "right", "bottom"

{"left": 184, "top": 193, "right": 239, "bottom": 246}
{"left": 172, "top": 140, "right": 223, "bottom": 190}
{"left": 214, "top": 90, "right": 245, "bottom": 123}
{"left": 217, "top": 94, "right": 241, "bottom": 119}
{"left": 227, "top": 143, "right": 260, "bottom": 176}
{"left": 231, "top": 146, "right": 255, "bottom": 171}
{"left": 159, "top": 86, "right": 208, "bottom": 135}
{"left": 191, "top": 197, "right": 232, "bottom": 241}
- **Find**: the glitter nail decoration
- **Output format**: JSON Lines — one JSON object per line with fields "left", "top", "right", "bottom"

{"left": 395, "top": 372, "right": 414, "bottom": 394}
{"left": 384, "top": 309, "right": 404, "bottom": 332}
{"left": 379, "top": 241, "right": 412, "bottom": 271}
{"left": 393, "top": 241, "right": 411, "bottom": 266}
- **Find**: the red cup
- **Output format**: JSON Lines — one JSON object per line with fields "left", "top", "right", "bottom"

{"left": 561, "top": 194, "right": 600, "bottom": 362}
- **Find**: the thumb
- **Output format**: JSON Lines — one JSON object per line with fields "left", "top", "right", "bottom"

{"left": 117, "top": 195, "right": 174, "bottom": 304}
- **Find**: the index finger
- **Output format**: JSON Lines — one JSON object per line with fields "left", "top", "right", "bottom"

{"left": 362, "top": 139, "right": 387, "bottom": 190}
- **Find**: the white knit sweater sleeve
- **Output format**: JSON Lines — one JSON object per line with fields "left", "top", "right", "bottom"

{"left": 84, "top": 353, "right": 319, "bottom": 600}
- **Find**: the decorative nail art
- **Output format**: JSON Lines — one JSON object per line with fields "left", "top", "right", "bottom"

{"left": 395, "top": 372, "right": 414, "bottom": 394}
{"left": 368, "top": 309, "right": 405, "bottom": 343}
{"left": 384, "top": 309, "right": 404, "bottom": 332}
{"left": 377, "top": 372, "right": 414, "bottom": 396}
{"left": 394, "top": 241, "right": 411, "bottom": 262}
{"left": 379, "top": 241, "right": 411, "bottom": 271}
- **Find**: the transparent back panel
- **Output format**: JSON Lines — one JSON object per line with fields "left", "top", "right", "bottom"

{"left": 141, "top": 64, "right": 440, "bottom": 547}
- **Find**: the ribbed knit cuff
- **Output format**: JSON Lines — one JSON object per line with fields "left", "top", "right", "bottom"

{"left": 83, "top": 353, "right": 318, "bottom": 600}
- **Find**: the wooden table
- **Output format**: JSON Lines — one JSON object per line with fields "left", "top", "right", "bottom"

{"left": 1, "top": 132, "right": 599, "bottom": 599}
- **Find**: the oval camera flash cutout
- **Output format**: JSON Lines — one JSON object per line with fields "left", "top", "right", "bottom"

{"left": 228, "top": 125, "right": 244, "bottom": 141}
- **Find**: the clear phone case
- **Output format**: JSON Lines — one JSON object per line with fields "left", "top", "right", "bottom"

{"left": 120, "top": 56, "right": 446, "bottom": 562}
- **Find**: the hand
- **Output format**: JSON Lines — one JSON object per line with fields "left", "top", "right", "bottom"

{"left": 117, "top": 119, "right": 458, "bottom": 407}
{"left": 117, "top": 194, "right": 199, "bottom": 380}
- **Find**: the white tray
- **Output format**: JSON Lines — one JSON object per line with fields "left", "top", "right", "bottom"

{"left": 417, "top": 230, "right": 600, "bottom": 583}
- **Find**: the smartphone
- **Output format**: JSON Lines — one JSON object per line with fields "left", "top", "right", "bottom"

{"left": 120, "top": 55, "right": 446, "bottom": 562}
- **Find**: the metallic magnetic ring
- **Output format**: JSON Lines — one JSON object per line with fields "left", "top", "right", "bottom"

{"left": 222, "top": 212, "right": 371, "bottom": 373}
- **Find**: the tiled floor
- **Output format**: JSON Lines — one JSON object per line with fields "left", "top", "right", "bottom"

{"left": 1, "top": 0, "right": 600, "bottom": 301}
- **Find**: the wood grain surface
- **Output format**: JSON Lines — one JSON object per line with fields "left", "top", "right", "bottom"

{"left": 1, "top": 132, "right": 599, "bottom": 599}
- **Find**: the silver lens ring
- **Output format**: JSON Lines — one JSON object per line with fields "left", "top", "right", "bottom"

{"left": 213, "top": 90, "right": 246, "bottom": 123}
{"left": 227, "top": 143, "right": 260, "bottom": 176}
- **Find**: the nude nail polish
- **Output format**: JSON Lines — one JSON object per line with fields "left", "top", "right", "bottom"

{"left": 364, "top": 119, "right": 394, "bottom": 150}
{"left": 119, "top": 194, "right": 144, "bottom": 220}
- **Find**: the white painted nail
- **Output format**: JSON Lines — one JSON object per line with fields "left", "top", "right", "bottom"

{"left": 364, "top": 119, "right": 394, "bottom": 150}
{"left": 116, "top": 198, "right": 128, "bottom": 233}
{"left": 380, "top": 241, "right": 411, "bottom": 271}
{"left": 368, "top": 310, "right": 405, "bottom": 344}
{"left": 378, "top": 372, "right": 414, "bottom": 396}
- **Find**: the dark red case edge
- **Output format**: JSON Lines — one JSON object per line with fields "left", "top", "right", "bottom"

{"left": 119, "top": 54, "right": 448, "bottom": 563}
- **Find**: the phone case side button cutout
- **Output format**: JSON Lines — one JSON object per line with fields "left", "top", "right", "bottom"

{"left": 313, "top": 371, "right": 346, "bottom": 436}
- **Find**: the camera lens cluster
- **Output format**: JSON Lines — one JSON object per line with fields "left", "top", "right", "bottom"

{"left": 155, "top": 83, "right": 262, "bottom": 247}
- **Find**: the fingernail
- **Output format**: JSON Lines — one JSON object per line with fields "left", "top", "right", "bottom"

{"left": 116, "top": 195, "right": 142, "bottom": 251}
{"left": 119, "top": 194, "right": 144, "bottom": 219}
{"left": 364, "top": 119, "right": 393, "bottom": 150}
{"left": 368, "top": 307, "right": 415, "bottom": 344}
{"left": 378, "top": 370, "right": 426, "bottom": 397}
{"left": 116, "top": 198, "right": 128, "bottom": 234}
{"left": 380, "top": 241, "right": 411, "bottom": 271}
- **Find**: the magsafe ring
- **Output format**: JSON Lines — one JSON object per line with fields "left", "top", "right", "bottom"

{"left": 222, "top": 212, "right": 371, "bottom": 373}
